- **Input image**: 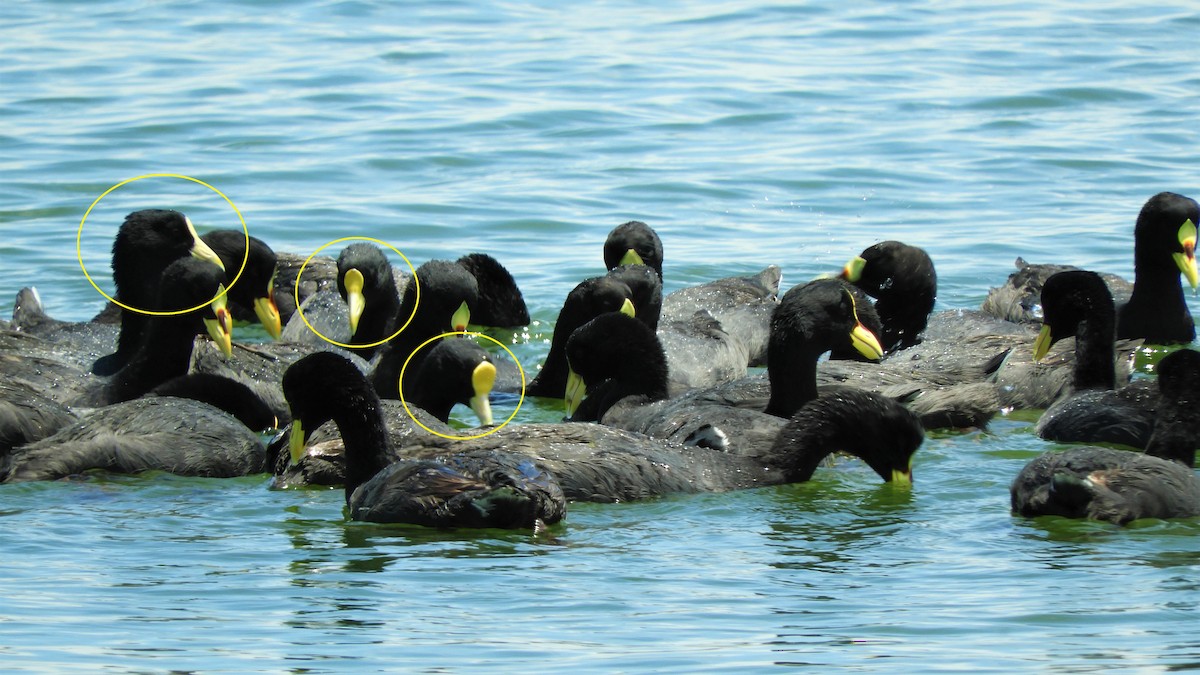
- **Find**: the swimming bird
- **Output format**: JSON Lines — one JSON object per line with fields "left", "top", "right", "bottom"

{"left": 1, "top": 258, "right": 234, "bottom": 411}
{"left": 0, "top": 396, "right": 266, "bottom": 483}
{"left": 72, "top": 256, "right": 234, "bottom": 409}
{"left": 526, "top": 274, "right": 639, "bottom": 399}
{"left": 0, "top": 380, "right": 78, "bottom": 453}
{"left": 280, "top": 351, "right": 920, "bottom": 507}
{"left": 567, "top": 279, "right": 886, "bottom": 455}
{"left": 982, "top": 192, "right": 1199, "bottom": 344}
{"left": 371, "top": 259, "right": 478, "bottom": 400}
{"left": 92, "top": 209, "right": 226, "bottom": 375}
{"left": 282, "top": 351, "right": 565, "bottom": 529}
{"left": 1032, "top": 270, "right": 1159, "bottom": 448}
{"left": 838, "top": 240, "right": 937, "bottom": 353}
{"left": 1010, "top": 348, "right": 1200, "bottom": 524}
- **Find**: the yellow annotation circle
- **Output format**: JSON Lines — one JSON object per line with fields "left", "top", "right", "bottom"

{"left": 76, "top": 173, "right": 248, "bottom": 316}
{"left": 399, "top": 331, "right": 527, "bottom": 441}
{"left": 293, "top": 236, "right": 419, "bottom": 349}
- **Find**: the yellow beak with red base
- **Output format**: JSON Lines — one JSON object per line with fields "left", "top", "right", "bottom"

{"left": 204, "top": 285, "right": 233, "bottom": 357}
{"left": 254, "top": 279, "right": 282, "bottom": 340}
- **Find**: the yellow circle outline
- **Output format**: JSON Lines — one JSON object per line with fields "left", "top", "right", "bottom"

{"left": 75, "top": 173, "right": 248, "bottom": 316}
{"left": 399, "top": 331, "right": 527, "bottom": 441}
{"left": 293, "top": 236, "right": 420, "bottom": 349}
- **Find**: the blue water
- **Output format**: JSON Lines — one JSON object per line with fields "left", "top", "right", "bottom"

{"left": 3, "top": 0, "right": 1200, "bottom": 671}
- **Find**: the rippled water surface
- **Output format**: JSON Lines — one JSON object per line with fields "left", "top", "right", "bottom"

{"left": 3, "top": 0, "right": 1200, "bottom": 671}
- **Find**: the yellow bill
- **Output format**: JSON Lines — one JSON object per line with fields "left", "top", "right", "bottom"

{"left": 619, "top": 297, "right": 636, "bottom": 318}
{"left": 254, "top": 279, "right": 282, "bottom": 339}
{"left": 841, "top": 255, "right": 867, "bottom": 283}
{"left": 186, "top": 216, "right": 225, "bottom": 271}
{"left": 288, "top": 418, "right": 306, "bottom": 465}
{"left": 203, "top": 284, "right": 233, "bottom": 357}
{"left": 1032, "top": 323, "right": 1053, "bottom": 361}
{"left": 343, "top": 268, "right": 366, "bottom": 336}
{"left": 470, "top": 360, "right": 497, "bottom": 426}
{"left": 451, "top": 301, "right": 471, "bottom": 332}
{"left": 564, "top": 368, "right": 587, "bottom": 417}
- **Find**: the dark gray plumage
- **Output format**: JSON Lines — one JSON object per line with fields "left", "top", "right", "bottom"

{"left": 1, "top": 397, "right": 266, "bottom": 483}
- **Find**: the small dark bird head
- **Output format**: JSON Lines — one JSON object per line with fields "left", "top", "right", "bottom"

{"left": 771, "top": 279, "right": 884, "bottom": 361}
{"left": 564, "top": 312, "right": 668, "bottom": 420}
{"left": 282, "top": 352, "right": 375, "bottom": 466}
{"left": 766, "top": 388, "right": 924, "bottom": 484}
{"left": 840, "top": 240, "right": 937, "bottom": 351}
{"left": 337, "top": 242, "right": 396, "bottom": 338}
{"left": 155, "top": 256, "right": 233, "bottom": 356}
{"left": 603, "top": 220, "right": 664, "bottom": 278}
{"left": 404, "top": 259, "right": 479, "bottom": 335}
{"left": 1136, "top": 192, "right": 1199, "bottom": 290}
{"left": 1033, "top": 270, "right": 1113, "bottom": 360}
{"left": 406, "top": 338, "right": 497, "bottom": 426}
{"left": 112, "top": 209, "right": 225, "bottom": 307}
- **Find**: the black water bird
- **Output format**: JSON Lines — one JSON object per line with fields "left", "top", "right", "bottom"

{"left": 371, "top": 259, "right": 478, "bottom": 400}
{"left": 982, "top": 192, "right": 1199, "bottom": 345}
{"left": 1032, "top": 271, "right": 1158, "bottom": 448}
{"left": 1011, "top": 348, "right": 1200, "bottom": 524}
{"left": 0, "top": 396, "right": 266, "bottom": 482}
{"left": 526, "top": 274, "right": 639, "bottom": 399}
{"left": 283, "top": 351, "right": 564, "bottom": 529}
{"left": 92, "top": 209, "right": 226, "bottom": 375}
{"left": 838, "top": 240, "right": 937, "bottom": 353}
{"left": 280, "top": 351, "right": 920, "bottom": 508}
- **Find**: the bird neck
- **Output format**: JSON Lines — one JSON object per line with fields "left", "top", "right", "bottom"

{"left": 761, "top": 418, "right": 838, "bottom": 481}
{"left": 764, "top": 340, "right": 821, "bottom": 417}
{"left": 1071, "top": 314, "right": 1117, "bottom": 391}
{"left": 332, "top": 387, "right": 393, "bottom": 502}
{"left": 528, "top": 310, "right": 576, "bottom": 398}
{"left": 105, "top": 314, "right": 202, "bottom": 403}
{"left": 873, "top": 293, "right": 932, "bottom": 352}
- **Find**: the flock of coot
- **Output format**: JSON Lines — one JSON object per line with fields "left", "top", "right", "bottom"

{"left": 2, "top": 192, "right": 1199, "bottom": 529}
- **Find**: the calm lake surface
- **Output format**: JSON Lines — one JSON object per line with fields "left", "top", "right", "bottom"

{"left": 3, "top": 0, "right": 1200, "bottom": 671}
